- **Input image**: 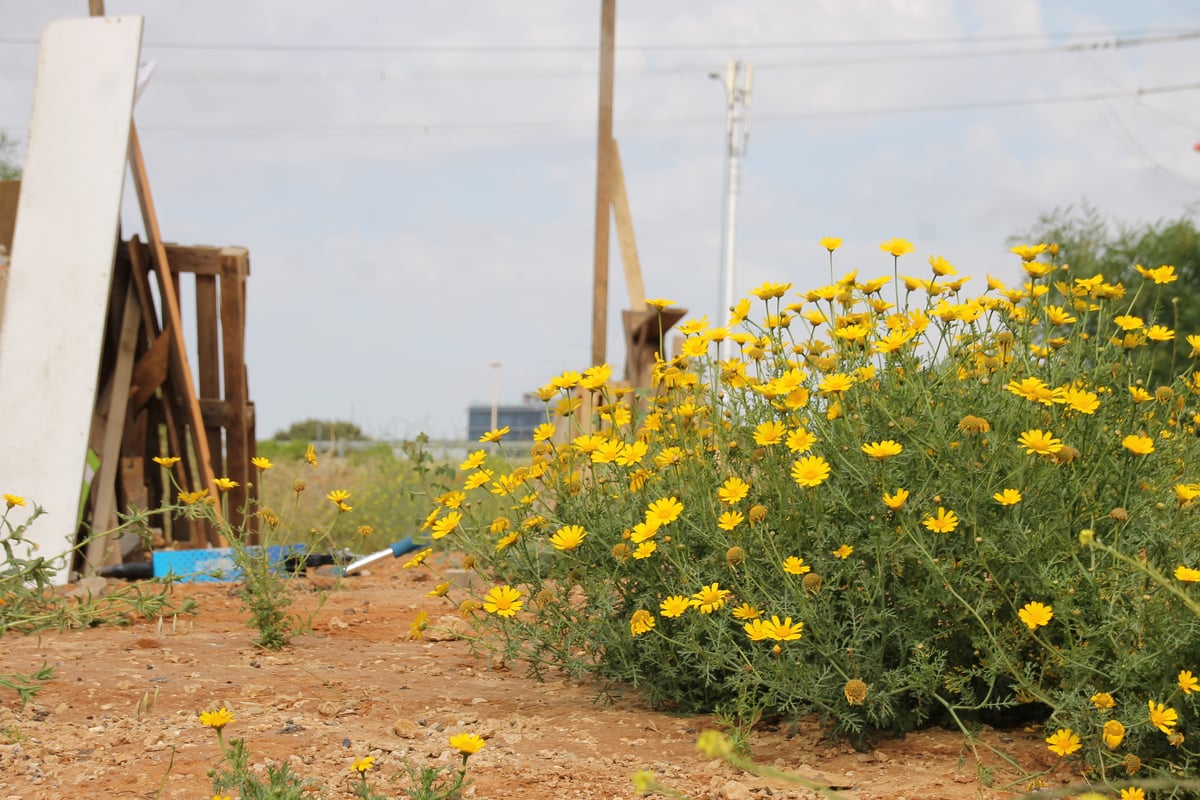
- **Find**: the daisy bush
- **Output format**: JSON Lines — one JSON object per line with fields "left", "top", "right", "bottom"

{"left": 418, "top": 240, "right": 1200, "bottom": 785}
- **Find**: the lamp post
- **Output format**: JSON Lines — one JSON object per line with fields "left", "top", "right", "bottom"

{"left": 489, "top": 359, "right": 502, "bottom": 432}
{"left": 710, "top": 60, "right": 753, "bottom": 363}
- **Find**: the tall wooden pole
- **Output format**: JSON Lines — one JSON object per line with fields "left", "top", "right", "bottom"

{"left": 590, "top": 0, "right": 616, "bottom": 367}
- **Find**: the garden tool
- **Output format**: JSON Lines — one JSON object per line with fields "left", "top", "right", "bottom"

{"left": 344, "top": 536, "right": 425, "bottom": 575}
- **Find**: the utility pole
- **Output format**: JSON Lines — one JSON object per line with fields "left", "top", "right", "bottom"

{"left": 489, "top": 359, "right": 502, "bottom": 432}
{"left": 590, "top": 0, "right": 616, "bottom": 367}
{"left": 712, "top": 60, "right": 752, "bottom": 362}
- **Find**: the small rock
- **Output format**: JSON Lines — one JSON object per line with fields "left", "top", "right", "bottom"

{"left": 720, "top": 779, "right": 754, "bottom": 800}
{"left": 392, "top": 718, "right": 422, "bottom": 739}
{"left": 62, "top": 576, "right": 109, "bottom": 599}
{"left": 424, "top": 615, "right": 471, "bottom": 642}
{"left": 308, "top": 570, "right": 339, "bottom": 590}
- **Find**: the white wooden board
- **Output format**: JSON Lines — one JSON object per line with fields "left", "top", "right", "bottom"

{"left": 0, "top": 16, "right": 144, "bottom": 583}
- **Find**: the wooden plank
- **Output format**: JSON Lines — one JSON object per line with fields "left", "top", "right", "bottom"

{"left": 220, "top": 250, "right": 250, "bottom": 534}
{"left": 590, "top": 0, "right": 615, "bottom": 367}
{"left": 0, "top": 180, "right": 18, "bottom": 328}
{"left": 195, "top": 272, "right": 223, "bottom": 477}
{"left": 127, "top": 239, "right": 200, "bottom": 551}
{"left": 623, "top": 306, "right": 687, "bottom": 389}
{"left": 84, "top": 281, "right": 140, "bottom": 571}
{"left": 198, "top": 397, "right": 231, "bottom": 424}
{"left": 126, "top": 123, "right": 224, "bottom": 546}
{"left": 246, "top": 389, "right": 258, "bottom": 537}
{"left": 129, "top": 329, "right": 170, "bottom": 410}
{"left": 119, "top": 406, "right": 153, "bottom": 555}
{"left": 120, "top": 408, "right": 149, "bottom": 522}
{"left": 131, "top": 241, "right": 248, "bottom": 276}
{"left": 126, "top": 236, "right": 160, "bottom": 342}
{"left": 0, "top": 180, "right": 18, "bottom": 251}
{"left": 0, "top": 16, "right": 143, "bottom": 582}
{"left": 167, "top": 244, "right": 222, "bottom": 275}
{"left": 118, "top": 456, "right": 147, "bottom": 532}
{"left": 608, "top": 139, "right": 647, "bottom": 312}
{"left": 243, "top": 365, "right": 259, "bottom": 540}
{"left": 126, "top": 237, "right": 188, "bottom": 500}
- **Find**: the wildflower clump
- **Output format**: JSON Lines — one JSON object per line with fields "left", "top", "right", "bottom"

{"left": 166, "top": 445, "right": 353, "bottom": 650}
{"left": 416, "top": 241, "right": 1200, "bottom": 780}
{"left": 0, "top": 493, "right": 193, "bottom": 657}
{"left": 202, "top": 705, "right": 484, "bottom": 800}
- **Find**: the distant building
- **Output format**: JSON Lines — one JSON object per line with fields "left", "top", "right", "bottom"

{"left": 466, "top": 395, "right": 547, "bottom": 442}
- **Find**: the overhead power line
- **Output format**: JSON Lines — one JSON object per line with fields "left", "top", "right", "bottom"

{"left": 757, "top": 30, "right": 1200, "bottom": 70}
{"left": 38, "top": 79, "right": 1193, "bottom": 140}
{"left": 1, "top": 30, "right": 1195, "bottom": 84}
{"left": 0, "top": 28, "right": 1198, "bottom": 54}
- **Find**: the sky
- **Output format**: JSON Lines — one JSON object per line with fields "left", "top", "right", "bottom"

{"left": 2, "top": 1, "right": 1199, "bottom": 441}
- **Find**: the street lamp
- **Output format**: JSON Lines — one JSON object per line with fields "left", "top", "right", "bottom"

{"left": 489, "top": 359, "right": 502, "bottom": 432}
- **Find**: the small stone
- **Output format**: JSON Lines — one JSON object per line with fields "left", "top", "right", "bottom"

{"left": 62, "top": 576, "right": 109, "bottom": 599}
{"left": 392, "top": 718, "right": 422, "bottom": 739}
{"left": 720, "top": 779, "right": 754, "bottom": 800}
{"left": 424, "top": 615, "right": 471, "bottom": 642}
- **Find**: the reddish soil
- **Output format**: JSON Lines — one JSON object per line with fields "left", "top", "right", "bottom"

{"left": 0, "top": 557, "right": 1085, "bottom": 800}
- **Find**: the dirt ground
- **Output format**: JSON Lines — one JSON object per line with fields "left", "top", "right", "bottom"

{"left": 0, "top": 555, "right": 1088, "bottom": 800}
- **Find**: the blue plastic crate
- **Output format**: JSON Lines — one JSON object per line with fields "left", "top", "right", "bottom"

{"left": 152, "top": 545, "right": 302, "bottom": 583}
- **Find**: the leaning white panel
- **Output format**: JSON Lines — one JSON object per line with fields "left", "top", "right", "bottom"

{"left": 0, "top": 16, "right": 144, "bottom": 583}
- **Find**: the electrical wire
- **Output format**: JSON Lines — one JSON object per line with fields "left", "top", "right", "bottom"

{"left": 1075, "top": 48, "right": 1200, "bottom": 185}
{"left": 0, "top": 30, "right": 1194, "bottom": 84}
{"left": 1083, "top": 48, "right": 1200, "bottom": 133}
{"left": 0, "top": 27, "right": 1198, "bottom": 54}
{"left": 30, "top": 79, "right": 1190, "bottom": 140}
{"left": 1096, "top": 98, "right": 1200, "bottom": 187}
{"left": 756, "top": 30, "right": 1200, "bottom": 71}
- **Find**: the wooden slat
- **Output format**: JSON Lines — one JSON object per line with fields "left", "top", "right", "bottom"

{"left": 590, "top": 0, "right": 615, "bottom": 367}
{"left": 129, "top": 329, "right": 170, "bottom": 411}
{"left": 84, "top": 281, "right": 140, "bottom": 570}
{"left": 130, "top": 242, "right": 250, "bottom": 276}
{"left": 608, "top": 139, "right": 647, "bottom": 313}
{"left": 119, "top": 407, "right": 148, "bottom": 519}
{"left": 127, "top": 239, "right": 189, "bottom": 496}
{"left": 195, "top": 272, "right": 223, "bottom": 478}
{"left": 126, "top": 236, "right": 160, "bottom": 341}
{"left": 118, "top": 456, "right": 147, "bottom": 522}
{"left": 0, "top": 181, "right": 18, "bottom": 330}
{"left": 0, "top": 180, "right": 18, "bottom": 251}
{"left": 220, "top": 250, "right": 251, "bottom": 535}
{"left": 166, "top": 244, "right": 221, "bottom": 275}
{"left": 198, "top": 397, "right": 229, "bottom": 424}
{"left": 127, "top": 124, "right": 224, "bottom": 546}
{"left": 623, "top": 306, "right": 687, "bottom": 390}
